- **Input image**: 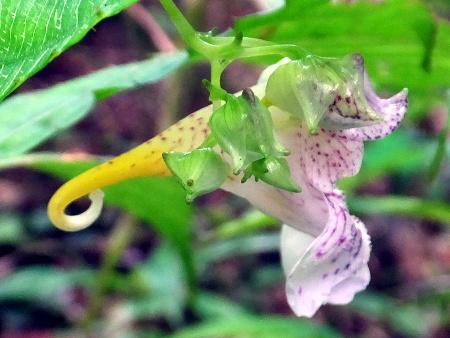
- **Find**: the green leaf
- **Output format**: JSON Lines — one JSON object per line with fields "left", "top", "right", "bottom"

{"left": 0, "top": 51, "right": 188, "bottom": 158}
{"left": 0, "top": 266, "right": 94, "bottom": 308}
{"left": 235, "top": 0, "right": 448, "bottom": 120}
{"left": 216, "top": 209, "right": 278, "bottom": 238}
{"left": 192, "top": 292, "right": 252, "bottom": 320}
{"left": 127, "top": 241, "right": 188, "bottom": 324}
{"left": 350, "top": 291, "right": 438, "bottom": 337}
{"left": 347, "top": 195, "right": 450, "bottom": 224}
{"left": 0, "top": 0, "right": 139, "bottom": 101}
{"left": 196, "top": 233, "right": 281, "bottom": 271}
{"left": 168, "top": 315, "right": 341, "bottom": 338}
{"left": 0, "top": 213, "right": 26, "bottom": 244}
{"left": 425, "top": 115, "right": 449, "bottom": 184}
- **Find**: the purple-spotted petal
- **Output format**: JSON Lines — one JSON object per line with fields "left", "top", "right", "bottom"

{"left": 280, "top": 191, "right": 371, "bottom": 317}
{"left": 347, "top": 70, "right": 408, "bottom": 141}
{"left": 279, "top": 124, "right": 364, "bottom": 193}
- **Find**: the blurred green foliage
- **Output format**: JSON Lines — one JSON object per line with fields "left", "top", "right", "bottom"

{"left": 0, "top": 52, "right": 187, "bottom": 158}
{"left": 0, "top": 0, "right": 449, "bottom": 336}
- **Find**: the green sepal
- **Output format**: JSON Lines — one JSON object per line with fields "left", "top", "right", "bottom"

{"left": 209, "top": 95, "right": 251, "bottom": 173}
{"left": 242, "top": 88, "right": 290, "bottom": 158}
{"left": 320, "top": 53, "right": 383, "bottom": 129}
{"left": 242, "top": 156, "right": 301, "bottom": 193}
{"left": 265, "top": 57, "right": 335, "bottom": 134}
{"left": 202, "top": 79, "right": 231, "bottom": 102}
{"left": 265, "top": 53, "right": 383, "bottom": 134}
{"left": 163, "top": 148, "right": 231, "bottom": 203}
{"left": 209, "top": 88, "right": 290, "bottom": 175}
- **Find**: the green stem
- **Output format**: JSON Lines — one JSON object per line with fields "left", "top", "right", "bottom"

{"left": 158, "top": 0, "right": 196, "bottom": 43}
{"left": 237, "top": 43, "right": 306, "bottom": 60}
{"left": 158, "top": 0, "right": 211, "bottom": 55}
{"left": 210, "top": 60, "right": 226, "bottom": 111}
{"left": 79, "top": 214, "right": 138, "bottom": 332}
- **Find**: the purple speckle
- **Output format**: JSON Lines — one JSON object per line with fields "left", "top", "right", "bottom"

{"left": 298, "top": 287, "right": 303, "bottom": 295}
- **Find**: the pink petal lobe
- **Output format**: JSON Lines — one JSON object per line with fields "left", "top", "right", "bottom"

{"left": 347, "top": 70, "right": 408, "bottom": 141}
{"left": 281, "top": 191, "right": 371, "bottom": 317}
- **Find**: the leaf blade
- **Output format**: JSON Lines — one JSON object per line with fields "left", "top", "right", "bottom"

{"left": 0, "top": 51, "right": 188, "bottom": 158}
{"left": 0, "top": 0, "right": 139, "bottom": 100}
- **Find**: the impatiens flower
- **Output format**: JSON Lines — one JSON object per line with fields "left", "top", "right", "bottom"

{"left": 47, "top": 53, "right": 407, "bottom": 317}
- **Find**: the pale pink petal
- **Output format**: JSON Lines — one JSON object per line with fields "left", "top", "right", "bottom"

{"left": 281, "top": 191, "right": 371, "bottom": 317}
{"left": 327, "top": 264, "right": 370, "bottom": 305}
{"left": 221, "top": 171, "right": 328, "bottom": 237}
{"left": 346, "top": 70, "right": 408, "bottom": 141}
{"left": 278, "top": 124, "right": 364, "bottom": 193}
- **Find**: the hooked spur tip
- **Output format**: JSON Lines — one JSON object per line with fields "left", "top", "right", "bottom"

{"left": 49, "top": 189, "right": 105, "bottom": 232}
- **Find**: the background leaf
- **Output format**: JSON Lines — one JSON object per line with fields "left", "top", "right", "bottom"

{"left": 0, "top": 51, "right": 188, "bottom": 158}
{"left": 0, "top": 0, "right": 139, "bottom": 101}
{"left": 350, "top": 291, "right": 440, "bottom": 337}
{"left": 0, "top": 266, "right": 95, "bottom": 310}
{"left": 235, "top": 0, "right": 449, "bottom": 120}
{"left": 168, "top": 315, "right": 341, "bottom": 338}
{"left": 126, "top": 241, "right": 188, "bottom": 324}
{"left": 347, "top": 195, "right": 450, "bottom": 224}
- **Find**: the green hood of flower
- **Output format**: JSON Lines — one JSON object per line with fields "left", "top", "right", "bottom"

{"left": 265, "top": 53, "right": 383, "bottom": 134}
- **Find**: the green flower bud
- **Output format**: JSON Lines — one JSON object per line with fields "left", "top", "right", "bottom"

{"left": 265, "top": 53, "right": 383, "bottom": 134}
{"left": 242, "top": 156, "right": 301, "bottom": 193}
{"left": 242, "top": 88, "right": 291, "bottom": 158}
{"left": 209, "top": 94, "right": 252, "bottom": 173}
{"left": 209, "top": 88, "right": 290, "bottom": 174}
{"left": 163, "top": 148, "right": 230, "bottom": 202}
